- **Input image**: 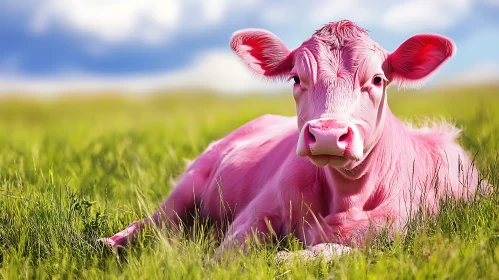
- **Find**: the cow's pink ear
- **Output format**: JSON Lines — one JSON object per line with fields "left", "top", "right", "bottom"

{"left": 230, "top": 29, "right": 293, "bottom": 80}
{"left": 386, "top": 34, "right": 455, "bottom": 88}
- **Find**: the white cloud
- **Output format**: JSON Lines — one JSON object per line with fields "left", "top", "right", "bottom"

{"left": 200, "top": 0, "right": 229, "bottom": 24}
{"left": 260, "top": 3, "right": 297, "bottom": 26}
{"left": 381, "top": 0, "right": 472, "bottom": 32}
{"left": 483, "top": 0, "right": 499, "bottom": 6}
{"left": 0, "top": 50, "right": 289, "bottom": 96}
{"left": 306, "top": 0, "right": 374, "bottom": 26}
{"left": 260, "top": 0, "right": 478, "bottom": 34}
{"left": 9, "top": 0, "right": 499, "bottom": 45}
{"left": 438, "top": 61, "right": 499, "bottom": 86}
{"left": 11, "top": 0, "right": 497, "bottom": 46}
{"left": 31, "top": 0, "right": 182, "bottom": 44}
{"left": 162, "top": 50, "right": 287, "bottom": 93}
{"left": 260, "top": 0, "right": 375, "bottom": 27}
{"left": 26, "top": 0, "right": 261, "bottom": 44}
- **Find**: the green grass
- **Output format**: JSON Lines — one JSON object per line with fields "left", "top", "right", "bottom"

{"left": 0, "top": 85, "right": 498, "bottom": 279}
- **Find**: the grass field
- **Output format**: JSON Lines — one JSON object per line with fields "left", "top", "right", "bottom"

{"left": 0, "top": 85, "right": 498, "bottom": 279}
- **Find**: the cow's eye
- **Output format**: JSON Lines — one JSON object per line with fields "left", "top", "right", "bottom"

{"left": 293, "top": 76, "right": 300, "bottom": 85}
{"left": 373, "top": 76, "right": 383, "bottom": 86}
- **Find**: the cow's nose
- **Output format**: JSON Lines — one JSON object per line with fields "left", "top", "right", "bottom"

{"left": 305, "top": 123, "right": 353, "bottom": 156}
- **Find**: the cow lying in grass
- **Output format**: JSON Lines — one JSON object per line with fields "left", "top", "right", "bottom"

{"left": 99, "top": 20, "right": 481, "bottom": 260}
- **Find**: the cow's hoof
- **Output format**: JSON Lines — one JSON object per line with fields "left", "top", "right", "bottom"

{"left": 96, "top": 236, "right": 128, "bottom": 253}
{"left": 275, "top": 243, "right": 351, "bottom": 264}
{"left": 97, "top": 221, "right": 142, "bottom": 251}
{"left": 97, "top": 237, "right": 118, "bottom": 249}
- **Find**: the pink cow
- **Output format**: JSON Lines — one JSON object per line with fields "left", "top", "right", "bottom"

{"left": 99, "top": 20, "right": 481, "bottom": 259}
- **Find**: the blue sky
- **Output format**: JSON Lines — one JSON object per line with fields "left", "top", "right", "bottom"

{"left": 0, "top": 0, "right": 498, "bottom": 94}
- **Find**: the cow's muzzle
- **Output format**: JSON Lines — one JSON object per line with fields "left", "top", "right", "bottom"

{"left": 296, "top": 119, "right": 363, "bottom": 166}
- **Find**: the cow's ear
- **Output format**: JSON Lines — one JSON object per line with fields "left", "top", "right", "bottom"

{"left": 230, "top": 29, "right": 293, "bottom": 80}
{"left": 385, "top": 34, "right": 455, "bottom": 88}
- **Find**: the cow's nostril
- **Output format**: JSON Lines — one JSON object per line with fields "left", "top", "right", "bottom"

{"left": 306, "top": 126, "right": 316, "bottom": 144}
{"left": 339, "top": 133, "right": 348, "bottom": 142}
{"left": 338, "top": 127, "right": 353, "bottom": 143}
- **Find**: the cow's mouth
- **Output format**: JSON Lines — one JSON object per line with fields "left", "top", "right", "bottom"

{"left": 308, "top": 154, "right": 350, "bottom": 167}
{"left": 307, "top": 148, "right": 363, "bottom": 167}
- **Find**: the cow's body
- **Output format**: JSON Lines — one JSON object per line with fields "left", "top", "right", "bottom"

{"left": 99, "top": 20, "right": 482, "bottom": 258}
{"left": 168, "top": 112, "right": 476, "bottom": 248}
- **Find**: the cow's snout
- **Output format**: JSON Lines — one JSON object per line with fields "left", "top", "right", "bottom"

{"left": 307, "top": 124, "right": 353, "bottom": 154}
{"left": 297, "top": 119, "right": 363, "bottom": 164}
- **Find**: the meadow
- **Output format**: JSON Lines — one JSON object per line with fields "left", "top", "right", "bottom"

{"left": 0, "top": 85, "right": 498, "bottom": 279}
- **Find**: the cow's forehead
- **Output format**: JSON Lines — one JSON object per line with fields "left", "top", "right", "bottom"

{"left": 296, "top": 21, "right": 387, "bottom": 76}
{"left": 312, "top": 20, "right": 370, "bottom": 48}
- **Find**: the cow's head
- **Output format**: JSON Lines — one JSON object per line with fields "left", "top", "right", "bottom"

{"left": 231, "top": 20, "right": 454, "bottom": 170}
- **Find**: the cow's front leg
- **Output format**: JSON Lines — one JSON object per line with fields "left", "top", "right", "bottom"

{"left": 97, "top": 220, "right": 145, "bottom": 249}
{"left": 214, "top": 210, "right": 280, "bottom": 261}
{"left": 98, "top": 187, "right": 195, "bottom": 250}
{"left": 98, "top": 170, "right": 204, "bottom": 249}
{"left": 306, "top": 207, "right": 397, "bottom": 247}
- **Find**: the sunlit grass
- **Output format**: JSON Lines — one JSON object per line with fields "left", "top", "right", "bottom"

{"left": 0, "top": 85, "right": 498, "bottom": 278}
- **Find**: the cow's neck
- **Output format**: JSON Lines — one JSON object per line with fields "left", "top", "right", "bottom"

{"left": 322, "top": 108, "right": 405, "bottom": 213}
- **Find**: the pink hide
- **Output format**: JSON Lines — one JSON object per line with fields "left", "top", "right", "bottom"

{"left": 99, "top": 20, "right": 481, "bottom": 254}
